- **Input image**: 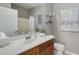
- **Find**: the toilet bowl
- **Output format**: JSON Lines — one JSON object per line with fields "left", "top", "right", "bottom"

{"left": 54, "top": 43, "right": 65, "bottom": 55}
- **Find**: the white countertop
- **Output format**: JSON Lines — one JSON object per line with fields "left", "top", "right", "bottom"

{"left": 0, "top": 35, "right": 55, "bottom": 55}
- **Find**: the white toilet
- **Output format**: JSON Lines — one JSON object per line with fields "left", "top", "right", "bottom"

{"left": 54, "top": 43, "right": 65, "bottom": 55}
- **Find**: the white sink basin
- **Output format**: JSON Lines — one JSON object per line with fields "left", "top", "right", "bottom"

{"left": 0, "top": 39, "right": 9, "bottom": 47}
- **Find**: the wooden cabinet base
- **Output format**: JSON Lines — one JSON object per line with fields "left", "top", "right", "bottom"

{"left": 20, "top": 47, "right": 39, "bottom": 55}
{"left": 20, "top": 39, "right": 54, "bottom": 55}
{"left": 39, "top": 45, "right": 54, "bottom": 55}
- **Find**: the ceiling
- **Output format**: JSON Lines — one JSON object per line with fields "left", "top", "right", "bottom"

{"left": 14, "top": 3, "right": 42, "bottom": 9}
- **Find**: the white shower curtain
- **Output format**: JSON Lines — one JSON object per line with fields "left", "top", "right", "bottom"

{"left": 29, "top": 16, "right": 35, "bottom": 33}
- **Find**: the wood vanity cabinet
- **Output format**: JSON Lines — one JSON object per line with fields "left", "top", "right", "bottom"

{"left": 39, "top": 45, "right": 53, "bottom": 55}
{"left": 20, "top": 47, "right": 39, "bottom": 55}
{"left": 20, "top": 39, "right": 54, "bottom": 55}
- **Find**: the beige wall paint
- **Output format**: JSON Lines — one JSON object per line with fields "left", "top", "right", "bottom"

{"left": 11, "top": 4, "right": 29, "bottom": 18}
{"left": 29, "top": 6, "right": 42, "bottom": 17}
{"left": 18, "top": 18, "right": 29, "bottom": 34}
{"left": 52, "top": 3, "right": 79, "bottom": 54}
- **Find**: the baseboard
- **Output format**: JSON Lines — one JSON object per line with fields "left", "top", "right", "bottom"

{"left": 64, "top": 50, "right": 78, "bottom": 55}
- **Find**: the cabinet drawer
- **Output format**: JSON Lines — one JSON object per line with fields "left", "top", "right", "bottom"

{"left": 39, "top": 39, "right": 53, "bottom": 52}
{"left": 20, "top": 47, "right": 39, "bottom": 55}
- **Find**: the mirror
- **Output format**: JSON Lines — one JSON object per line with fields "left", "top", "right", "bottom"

{"left": 0, "top": 6, "right": 36, "bottom": 37}
{"left": 0, "top": 3, "right": 50, "bottom": 37}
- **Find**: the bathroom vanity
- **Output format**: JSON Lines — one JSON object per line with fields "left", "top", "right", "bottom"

{"left": 20, "top": 39, "right": 54, "bottom": 55}
{"left": 0, "top": 34, "right": 54, "bottom": 55}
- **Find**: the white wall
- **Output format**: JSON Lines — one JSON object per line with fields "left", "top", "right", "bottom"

{"left": 0, "top": 3, "right": 11, "bottom": 8}
{"left": 42, "top": 4, "right": 53, "bottom": 35}
{"left": 52, "top": 3, "right": 79, "bottom": 54}
{"left": 0, "top": 7, "right": 17, "bottom": 36}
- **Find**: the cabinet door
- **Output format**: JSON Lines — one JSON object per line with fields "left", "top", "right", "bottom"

{"left": 39, "top": 45, "right": 54, "bottom": 55}
{"left": 39, "top": 39, "right": 53, "bottom": 51}
{"left": 20, "top": 47, "right": 39, "bottom": 55}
